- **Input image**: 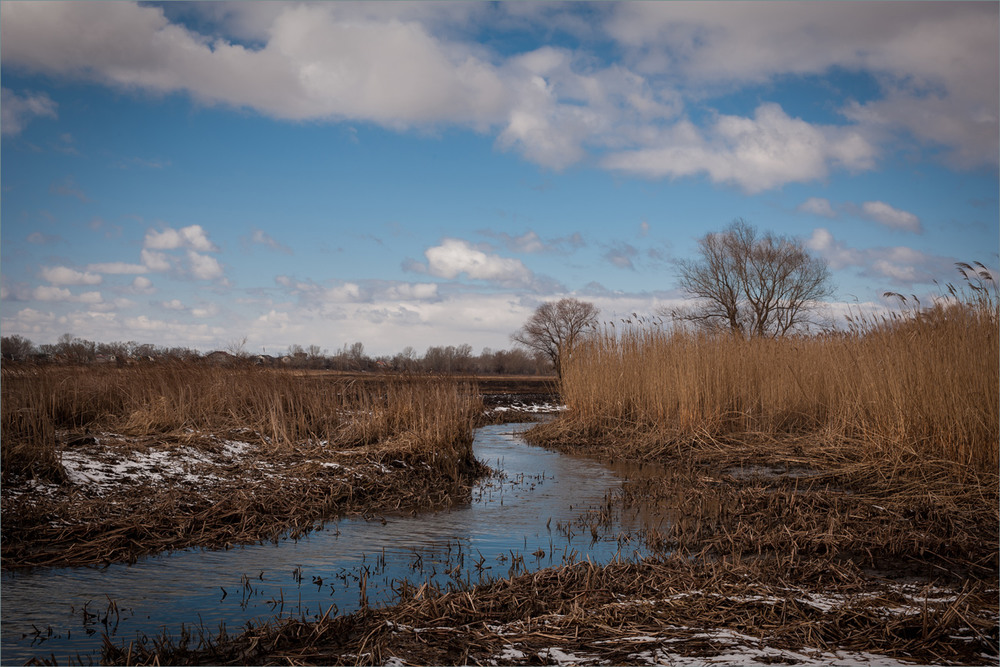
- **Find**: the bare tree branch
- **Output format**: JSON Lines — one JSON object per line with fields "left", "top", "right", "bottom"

{"left": 511, "top": 298, "right": 599, "bottom": 379}
{"left": 674, "top": 219, "right": 833, "bottom": 337}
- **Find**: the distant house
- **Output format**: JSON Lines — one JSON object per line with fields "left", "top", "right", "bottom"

{"left": 204, "top": 350, "right": 235, "bottom": 365}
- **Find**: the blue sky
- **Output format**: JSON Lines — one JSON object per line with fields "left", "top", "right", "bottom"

{"left": 2, "top": 1, "right": 997, "bottom": 356}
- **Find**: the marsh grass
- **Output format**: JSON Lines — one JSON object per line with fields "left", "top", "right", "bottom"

{"left": 1, "top": 365, "right": 479, "bottom": 483}
{"left": 1, "top": 366, "right": 483, "bottom": 567}
{"left": 553, "top": 272, "right": 998, "bottom": 473}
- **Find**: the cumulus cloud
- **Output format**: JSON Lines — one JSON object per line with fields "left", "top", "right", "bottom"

{"left": 797, "top": 197, "right": 922, "bottom": 233}
{"left": 31, "top": 286, "right": 102, "bottom": 304}
{"left": 607, "top": 2, "right": 998, "bottom": 168}
{"left": 137, "top": 225, "right": 226, "bottom": 282}
{"left": 0, "top": 87, "right": 57, "bottom": 135}
{"left": 87, "top": 261, "right": 149, "bottom": 274}
{"left": 602, "top": 104, "right": 877, "bottom": 193}
{"left": 275, "top": 276, "right": 440, "bottom": 305}
{"left": 140, "top": 249, "right": 173, "bottom": 273}
{"left": 858, "top": 201, "right": 922, "bottom": 233}
{"left": 40, "top": 266, "right": 102, "bottom": 286}
{"left": 806, "top": 228, "right": 951, "bottom": 285}
{"left": 144, "top": 225, "right": 217, "bottom": 252}
{"left": 132, "top": 276, "right": 155, "bottom": 293}
{"left": 0, "top": 0, "right": 993, "bottom": 200}
{"left": 415, "top": 238, "right": 535, "bottom": 287}
{"left": 161, "top": 299, "right": 185, "bottom": 310}
{"left": 186, "top": 251, "right": 224, "bottom": 281}
{"left": 190, "top": 303, "right": 220, "bottom": 318}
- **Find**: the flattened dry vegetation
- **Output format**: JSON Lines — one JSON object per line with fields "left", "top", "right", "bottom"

{"left": 105, "top": 556, "right": 997, "bottom": 666}
{"left": 1, "top": 366, "right": 482, "bottom": 569}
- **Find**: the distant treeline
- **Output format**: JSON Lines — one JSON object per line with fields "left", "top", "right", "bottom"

{"left": 0, "top": 334, "right": 553, "bottom": 376}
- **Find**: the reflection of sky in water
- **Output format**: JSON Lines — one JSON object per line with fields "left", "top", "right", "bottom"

{"left": 2, "top": 424, "right": 654, "bottom": 664}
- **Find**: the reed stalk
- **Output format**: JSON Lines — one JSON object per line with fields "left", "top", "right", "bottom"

{"left": 555, "top": 282, "right": 998, "bottom": 472}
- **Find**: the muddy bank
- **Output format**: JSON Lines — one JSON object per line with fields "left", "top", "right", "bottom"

{"left": 2, "top": 428, "right": 486, "bottom": 570}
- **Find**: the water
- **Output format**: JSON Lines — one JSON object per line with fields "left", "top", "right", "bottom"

{"left": 1, "top": 424, "right": 660, "bottom": 664}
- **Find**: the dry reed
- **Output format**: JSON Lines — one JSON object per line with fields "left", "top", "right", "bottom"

{"left": 1, "top": 365, "right": 483, "bottom": 568}
{"left": 554, "top": 274, "right": 998, "bottom": 473}
{"left": 1, "top": 365, "right": 478, "bottom": 482}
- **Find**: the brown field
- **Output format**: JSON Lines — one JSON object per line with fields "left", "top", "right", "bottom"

{"left": 1, "top": 367, "right": 486, "bottom": 568}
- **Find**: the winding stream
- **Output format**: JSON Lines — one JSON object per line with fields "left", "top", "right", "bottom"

{"left": 1, "top": 423, "right": 662, "bottom": 664}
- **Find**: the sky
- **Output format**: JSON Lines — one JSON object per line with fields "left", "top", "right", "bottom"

{"left": 1, "top": 1, "right": 997, "bottom": 357}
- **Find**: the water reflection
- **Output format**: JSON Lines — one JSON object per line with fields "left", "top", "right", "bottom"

{"left": 1, "top": 424, "right": 656, "bottom": 664}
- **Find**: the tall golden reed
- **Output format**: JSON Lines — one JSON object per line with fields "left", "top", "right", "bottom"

{"left": 561, "top": 286, "right": 998, "bottom": 471}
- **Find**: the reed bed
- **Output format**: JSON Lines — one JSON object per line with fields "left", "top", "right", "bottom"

{"left": 553, "top": 282, "right": 998, "bottom": 473}
{"left": 1, "top": 365, "right": 477, "bottom": 481}
{"left": 1, "top": 365, "right": 482, "bottom": 568}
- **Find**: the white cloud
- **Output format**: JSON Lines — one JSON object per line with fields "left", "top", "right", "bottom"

{"left": 806, "top": 228, "right": 951, "bottom": 285}
{"left": 31, "top": 286, "right": 102, "bottom": 304}
{"left": 0, "top": 0, "right": 922, "bottom": 187}
{"left": 144, "top": 224, "right": 217, "bottom": 252}
{"left": 190, "top": 303, "right": 220, "bottom": 318}
{"left": 87, "top": 261, "right": 150, "bottom": 274}
{"left": 140, "top": 249, "right": 173, "bottom": 272}
{"left": 161, "top": 299, "right": 185, "bottom": 311}
{"left": 0, "top": 2, "right": 510, "bottom": 127}
{"left": 75, "top": 291, "right": 103, "bottom": 304}
{"left": 382, "top": 283, "right": 439, "bottom": 300}
{"left": 186, "top": 251, "right": 224, "bottom": 281}
{"left": 606, "top": 2, "right": 998, "bottom": 167}
{"left": 132, "top": 276, "right": 155, "bottom": 293}
{"left": 420, "top": 238, "right": 535, "bottom": 286}
{"left": 32, "top": 286, "right": 72, "bottom": 301}
{"left": 276, "top": 277, "right": 441, "bottom": 304}
{"left": 859, "top": 201, "right": 922, "bottom": 233}
{"left": 40, "top": 266, "right": 102, "bottom": 286}
{"left": 797, "top": 197, "right": 837, "bottom": 218}
{"left": 0, "top": 87, "right": 57, "bottom": 135}
{"left": 602, "top": 104, "right": 877, "bottom": 193}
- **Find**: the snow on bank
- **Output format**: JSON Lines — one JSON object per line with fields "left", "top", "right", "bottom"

{"left": 54, "top": 435, "right": 256, "bottom": 495}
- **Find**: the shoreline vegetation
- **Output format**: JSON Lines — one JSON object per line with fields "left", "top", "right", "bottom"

{"left": 4, "top": 277, "right": 998, "bottom": 665}
{"left": 97, "top": 281, "right": 997, "bottom": 666}
{"left": 2, "top": 369, "right": 547, "bottom": 569}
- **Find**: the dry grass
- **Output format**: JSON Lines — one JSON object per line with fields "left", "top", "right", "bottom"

{"left": 1, "top": 366, "right": 483, "bottom": 568}
{"left": 556, "top": 278, "right": 998, "bottom": 473}
{"left": 1, "top": 365, "right": 478, "bottom": 483}
{"left": 103, "top": 554, "right": 998, "bottom": 666}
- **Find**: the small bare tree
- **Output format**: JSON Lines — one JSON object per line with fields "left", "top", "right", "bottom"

{"left": 673, "top": 219, "right": 833, "bottom": 337}
{"left": 511, "top": 298, "right": 599, "bottom": 379}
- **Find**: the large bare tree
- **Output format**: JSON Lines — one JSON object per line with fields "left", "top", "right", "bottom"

{"left": 673, "top": 219, "right": 833, "bottom": 337}
{"left": 511, "top": 298, "right": 599, "bottom": 379}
